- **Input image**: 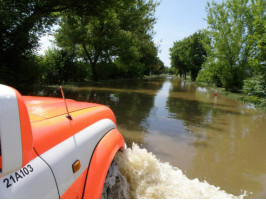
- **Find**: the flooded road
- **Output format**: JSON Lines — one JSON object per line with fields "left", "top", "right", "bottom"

{"left": 29, "top": 77, "right": 266, "bottom": 198}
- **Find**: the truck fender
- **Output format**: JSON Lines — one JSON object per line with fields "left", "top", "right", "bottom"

{"left": 82, "top": 129, "right": 125, "bottom": 199}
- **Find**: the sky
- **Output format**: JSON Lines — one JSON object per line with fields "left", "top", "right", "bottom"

{"left": 39, "top": 0, "right": 220, "bottom": 67}
{"left": 153, "top": 0, "right": 212, "bottom": 67}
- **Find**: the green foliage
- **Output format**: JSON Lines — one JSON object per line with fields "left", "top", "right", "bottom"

{"left": 41, "top": 48, "right": 88, "bottom": 84}
{"left": 248, "top": 0, "right": 266, "bottom": 75}
{"left": 0, "top": 0, "right": 63, "bottom": 86}
{"left": 243, "top": 75, "right": 266, "bottom": 98}
{"left": 153, "top": 59, "right": 165, "bottom": 75}
{"left": 0, "top": 53, "right": 43, "bottom": 89}
{"left": 196, "top": 65, "right": 219, "bottom": 86}
{"left": 162, "top": 66, "right": 170, "bottom": 74}
{"left": 96, "top": 62, "right": 120, "bottom": 80}
{"left": 199, "top": 0, "right": 265, "bottom": 92}
{"left": 168, "top": 67, "right": 179, "bottom": 75}
{"left": 242, "top": 96, "right": 266, "bottom": 109}
{"left": 170, "top": 31, "right": 207, "bottom": 80}
{"left": 0, "top": 0, "right": 129, "bottom": 86}
{"left": 170, "top": 40, "right": 188, "bottom": 78}
{"left": 55, "top": 0, "right": 160, "bottom": 81}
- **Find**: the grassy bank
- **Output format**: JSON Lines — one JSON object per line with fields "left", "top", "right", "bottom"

{"left": 41, "top": 75, "right": 266, "bottom": 111}
{"left": 192, "top": 79, "right": 266, "bottom": 111}
{"left": 214, "top": 88, "right": 265, "bottom": 111}
{"left": 169, "top": 75, "right": 265, "bottom": 111}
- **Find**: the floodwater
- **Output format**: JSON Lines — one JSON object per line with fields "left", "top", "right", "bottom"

{"left": 28, "top": 77, "right": 266, "bottom": 198}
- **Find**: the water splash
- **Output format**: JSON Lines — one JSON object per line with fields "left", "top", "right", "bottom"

{"left": 112, "top": 143, "right": 246, "bottom": 199}
{"left": 102, "top": 161, "right": 130, "bottom": 199}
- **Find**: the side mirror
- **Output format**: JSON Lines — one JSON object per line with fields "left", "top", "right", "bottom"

{"left": 0, "top": 85, "right": 33, "bottom": 177}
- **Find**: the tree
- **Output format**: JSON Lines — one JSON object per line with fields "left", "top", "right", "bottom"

{"left": 55, "top": 11, "right": 119, "bottom": 81}
{"left": 41, "top": 48, "right": 87, "bottom": 84}
{"left": 168, "top": 66, "right": 178, "bottom": 75}
{"left": 170, "top": 31, "right": 206, "bottom": 80}
{"left": 248, "top": 0, "right": 265, "bottom": 76}
{"left": 186, "top": 32, "right": 207, "bottom": 81}
{"left": 55, "top": 0, "right": 159, "bottom": 81}
{"left": 0, "top": 0, "right": 120, "bottom": 86}
{"left": 244, "top": 0, "right": 266, "bottom": 101}
{"left": 197, "top": 0, "right": 265, "bottom": 92}
{"left": 170, "top": 40, "right": 188, "bottom": 78}
{"left": 117, "top": 0, "right": 159, "bottom": 77}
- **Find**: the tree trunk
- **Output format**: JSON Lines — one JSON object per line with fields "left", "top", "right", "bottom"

{"left": 82, "top": 41, "right": 98, "bottom": 81}
{"left": 91, "top": 62, "right": 98, "bottom": 81}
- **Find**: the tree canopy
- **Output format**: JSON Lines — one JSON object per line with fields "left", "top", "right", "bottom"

{"left": 55, "top": 0, "right": 160, "bottom": 81}
{"left": 1, "top": 0, "right": 163, "bottom": 87}
{"left": 170, "top": 31, "right": 207, "bottom": 81}
{"left": 169, "top": 0, "right": 265, "bottom": 107}
{"left": 197, "top": 0, "right": 265, "bottom": 92}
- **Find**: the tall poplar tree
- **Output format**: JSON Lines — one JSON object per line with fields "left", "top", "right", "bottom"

{"left": 197, "top": 0, "right": 265, "bottom": 92}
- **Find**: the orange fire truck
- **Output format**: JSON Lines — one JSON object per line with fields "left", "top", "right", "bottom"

{"left": 0, "top": 84, "right": 125, "bottom": 198}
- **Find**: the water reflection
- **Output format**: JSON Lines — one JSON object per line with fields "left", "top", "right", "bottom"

{"left": 26, "top": 79, "right": 165, "bottom": 146}
{"left": 25, "top": 77, "right": 266, "bottom": 198}
{"left": 165, "top": 78, "right": 266, "bottom": 198}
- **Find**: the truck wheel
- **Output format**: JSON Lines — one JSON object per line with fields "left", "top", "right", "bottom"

{"left": 101, "top": 161, "right": 129, "bottom": 199}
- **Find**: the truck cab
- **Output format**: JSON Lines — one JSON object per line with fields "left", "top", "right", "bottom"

{"left": 0, "top": 84, "right": 125, "bottom": 198}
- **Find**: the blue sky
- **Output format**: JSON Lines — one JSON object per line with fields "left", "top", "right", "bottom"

{"left": 40, "top": 0, "right": 222, "bottom": 67}
{"left": 153, "top": 0, "right": 212, "bottom": 67}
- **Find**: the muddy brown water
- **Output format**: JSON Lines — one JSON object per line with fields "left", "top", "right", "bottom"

{"left": 27, "top": 77, "right": 266, "bottom": 198}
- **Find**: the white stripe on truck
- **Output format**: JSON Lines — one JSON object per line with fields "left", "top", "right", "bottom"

{"left": 0, "top": 156, "right": 59, "bottom": 198}
{"left": 40, "top": 118, "right": 116, "bottom": 196}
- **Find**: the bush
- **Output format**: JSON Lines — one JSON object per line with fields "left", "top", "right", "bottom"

{"left": 0, "top": 54, "right": 43, "bottom": 90}
{"left": 168, "top": 67, "right": 178, "bottom": 75}
{"left": 41, "top": 49, "right": 88, "bottom": 84}
{"left": 96, "top": 62, "right": 120, "bottom": 80}
{"left": 243, "top": 75, "right": 266, "bottom": 98}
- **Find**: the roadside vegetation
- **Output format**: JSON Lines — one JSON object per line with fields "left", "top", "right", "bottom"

{"left": 0, "top": 0, "right": 164, "bottom": 89}
{"left": 0, "top": 0, "right": 264, "bottom": 109}
{"left": 170, "top": 0, "right": 265, "bottom": 109}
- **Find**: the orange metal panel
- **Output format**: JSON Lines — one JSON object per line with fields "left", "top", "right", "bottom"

{"left": 83, "top": 129, "right": 125, "bottom": 199}
{"left": 14, "top": 90, "right": 34, "bottom": 167}
{"left": 23, "top": 96, "right": 99, "bottom": 119}
{"left": 32, "top": 106, "right": 116, "bottom": 156}
{"left": 28, "top": 114, "right": 47, "bottom": 123}
{"left": 60, "top": 169, "right": 88, "bottom": 199}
